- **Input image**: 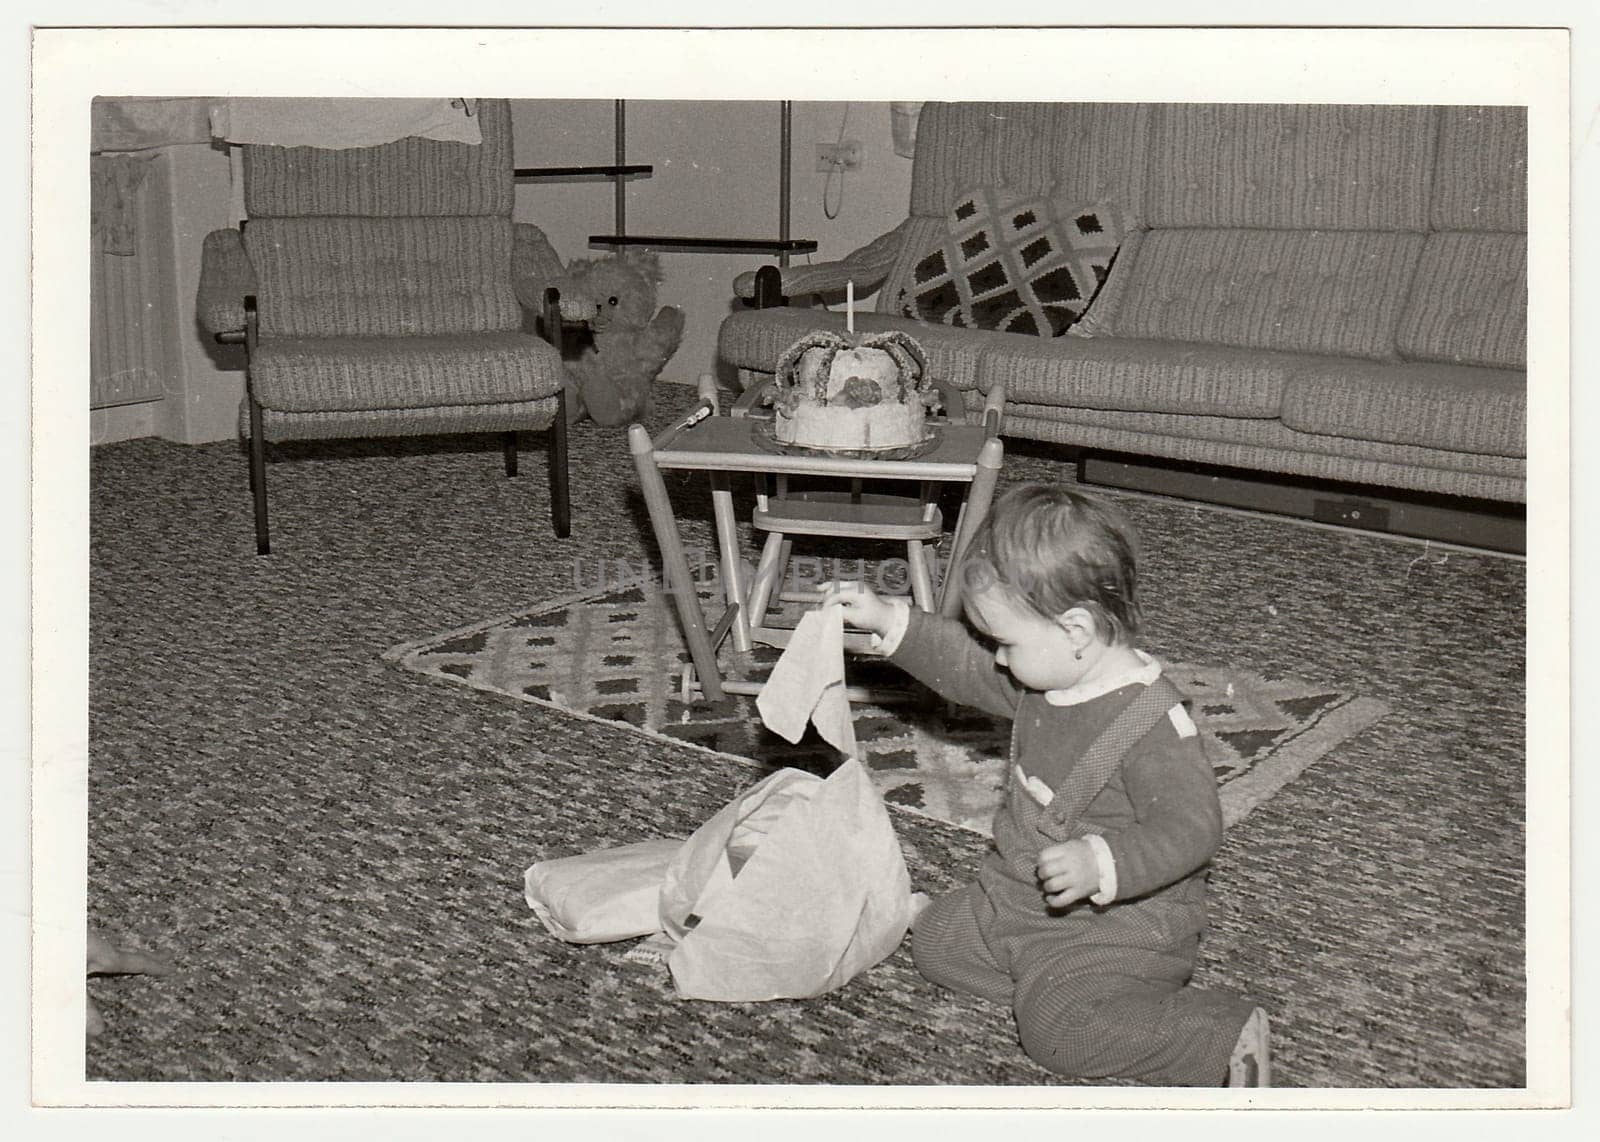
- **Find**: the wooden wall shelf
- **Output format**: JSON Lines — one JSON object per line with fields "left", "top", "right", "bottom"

{"left": 588, "top": 235, "right": 818, "bottom": 255}
{"left": 514, "top": 164, "right": 652, "bottom": 179}
{"left": 522, "top": 101, "right": 807, "bottom": 266}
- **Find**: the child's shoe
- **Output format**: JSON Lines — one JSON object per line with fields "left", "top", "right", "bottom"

{"left": 1226, "top": 1007, "right": 1271, "bottom": 1087}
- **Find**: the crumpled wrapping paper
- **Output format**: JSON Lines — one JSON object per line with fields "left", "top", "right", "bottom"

{"left": 523, "top": 838, "right": 684, "bottom": 944}
{"left": 656, "top": 759, "right": 911, "bottom": 1001}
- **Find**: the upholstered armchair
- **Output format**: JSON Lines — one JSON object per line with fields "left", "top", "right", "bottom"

{"left": 196, "top": 98, "right": 570, "bottom": 554}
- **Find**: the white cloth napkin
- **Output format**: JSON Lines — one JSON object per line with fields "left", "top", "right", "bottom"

{"left": 756, "top": 606, "right": 858, "bottom": 760}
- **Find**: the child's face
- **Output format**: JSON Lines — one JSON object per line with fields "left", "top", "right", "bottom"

{"left": 964, "top": 586, "right": 1091, "bottom": 692}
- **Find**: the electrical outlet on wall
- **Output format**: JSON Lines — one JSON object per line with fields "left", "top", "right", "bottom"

{"left": 815, "top": 140, "right": 864, "bottom": 172}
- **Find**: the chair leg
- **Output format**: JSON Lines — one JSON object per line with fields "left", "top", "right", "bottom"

{"left": 746, "top": 531, "right": 788, "bottom": 631}
{"left": 247, "top": 394, "right": 270, "bottom": 556}
{"left": 772, "top": 539, "right": 796, "bottom": 599}
{"left": 503, "top": 430, "right": 519, "bottom": 477}
{"left": 628, "top": 424, "right": 724, "bottom": 703}
{"left": 940, "top": 437, "right": 1005, "bottom": 617}
{"left": 709, "top": 472, "right": 751, "bottom": 654}
{"left": 549, "top": 388, "right": 571, "bottom": 537}
{"left": 907, "top": 540, "right": 935, "bottom": 612}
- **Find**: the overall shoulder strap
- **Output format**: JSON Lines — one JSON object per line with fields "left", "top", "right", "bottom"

{"left": 1043, "top": 674, "right": 1185, "bottom": 837}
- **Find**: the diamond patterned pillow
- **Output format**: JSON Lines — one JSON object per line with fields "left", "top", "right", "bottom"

{"left": 900, "top": 188, "right": 1124, "bottom": 336}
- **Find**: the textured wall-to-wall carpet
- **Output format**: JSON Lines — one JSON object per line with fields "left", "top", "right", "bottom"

{"left": 84, "top": 413, "right": 1527, "bottom": 1090}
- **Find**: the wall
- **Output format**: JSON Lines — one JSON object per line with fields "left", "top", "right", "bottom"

{"left": 511, "top": 99, "right": 912, "bottom": 389}
{"left": 158, "top": 144, "right": 246, "bottom": 443}
{"left": 90, "top": 140, "right": 244, "bottom": 445}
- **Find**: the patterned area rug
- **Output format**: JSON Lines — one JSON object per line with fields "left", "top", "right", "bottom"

{"left": 386, "top": 578, "right": 1387, "bottom": 835}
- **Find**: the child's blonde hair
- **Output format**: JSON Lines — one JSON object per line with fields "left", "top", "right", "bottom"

{"left": 960, "top": 483, "right": 1141, "bottom": 644}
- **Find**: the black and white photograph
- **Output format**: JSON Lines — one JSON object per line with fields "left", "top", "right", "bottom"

{"left": 16, "top": 4, "right": 1586, "bottom": 1131}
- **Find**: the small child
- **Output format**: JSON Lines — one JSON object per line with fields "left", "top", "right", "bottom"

{"left": 824, "top": 482, "right": 1269, "bottom": 1086}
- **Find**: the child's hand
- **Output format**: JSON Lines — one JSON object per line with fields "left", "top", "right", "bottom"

{"left": 1036, "top": 839, "right": 1102, "bottom": 910}
{"left": 817, "top": 580, "right": 899, "bottom": 640}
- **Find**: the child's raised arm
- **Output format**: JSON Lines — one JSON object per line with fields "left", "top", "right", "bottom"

{"left": 823, "top": 582, "right": 1022, "bottom": 719}
{"left": 890, "top": 607, "right": 1024, "bottom": 720}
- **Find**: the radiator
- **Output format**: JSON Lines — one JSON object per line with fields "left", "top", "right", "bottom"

{"left": 90, "top": 153, "right": 177, "bottom": 409}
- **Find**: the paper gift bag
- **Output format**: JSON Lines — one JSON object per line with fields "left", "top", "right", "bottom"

{"left": 524, "top": 837, "right": 683, "bottom": 944}
{"left": 657, "top": 759, "right": 912, "bottom": 1001}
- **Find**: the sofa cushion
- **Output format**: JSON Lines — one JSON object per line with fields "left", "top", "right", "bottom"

{"left": 1430, "top": 106, "right": 1527, "bottom": 232}
{"left": 905, "top": 188, "right": 1122, "bottom": 336}
{"left": 909, "top": 103, "right": 1152, "bottom": 221}
{"left": 1280, "top": 359, "right": 1525, "bottom": 457}
{"left": 1396, "top": 233, "right": 1527, "bottom": 369}
{"left": 719, "top": 307, "right": 1014, "bottom": 390}
{"left": 250, "top": 331, "right": 565, "bottom": 414}
{"left": 977, "top": 336, "right": 1318, "bottom": 418}
{"left": 243, "top": 98, "right": 513, "bottom": 218}
{"left": 1006, "top": 403, "right": 1526, "bottom": 476}
{"left": 1144, "top": 104, "right": 1436, "bottom": 230}
{"left": 245, "top": 216, "right": 523, "bottom": 338}
{"left": 245, "top": 396, "right": 563, "bottom": 442}
{"left": 1079, "top": 229, "right": 1424, "bottom": 361}
{"left": 999, "top": 406, "right": 1525, "bottom": 502}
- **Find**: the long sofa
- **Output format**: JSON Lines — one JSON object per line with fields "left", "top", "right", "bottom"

{"left": 718, "top": 102, "right": 1528, "bottom": 518}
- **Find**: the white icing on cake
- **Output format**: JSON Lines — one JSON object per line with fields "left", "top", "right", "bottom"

{"left": 774, "top": 345, "right": 928, "bottom": 451}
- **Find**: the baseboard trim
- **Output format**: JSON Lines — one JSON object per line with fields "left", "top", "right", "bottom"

{"left": 91, "top": 400, "right": 161, "bottom": 445}
{"left": 1079, "top": 453, "right": 1526, "bottom": 556}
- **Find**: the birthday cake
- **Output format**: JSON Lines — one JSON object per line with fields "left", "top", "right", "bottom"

{"left": 770, "top": 330, "right": 936, "bottom": 453}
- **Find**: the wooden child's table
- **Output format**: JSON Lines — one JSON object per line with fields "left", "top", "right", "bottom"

{"left": 628, "top": 379, "right": 1005, "bottom": 703}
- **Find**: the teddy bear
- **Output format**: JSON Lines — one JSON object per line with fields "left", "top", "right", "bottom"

{"left": 513, "top": 224, "right": 685, "bottom": 427}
